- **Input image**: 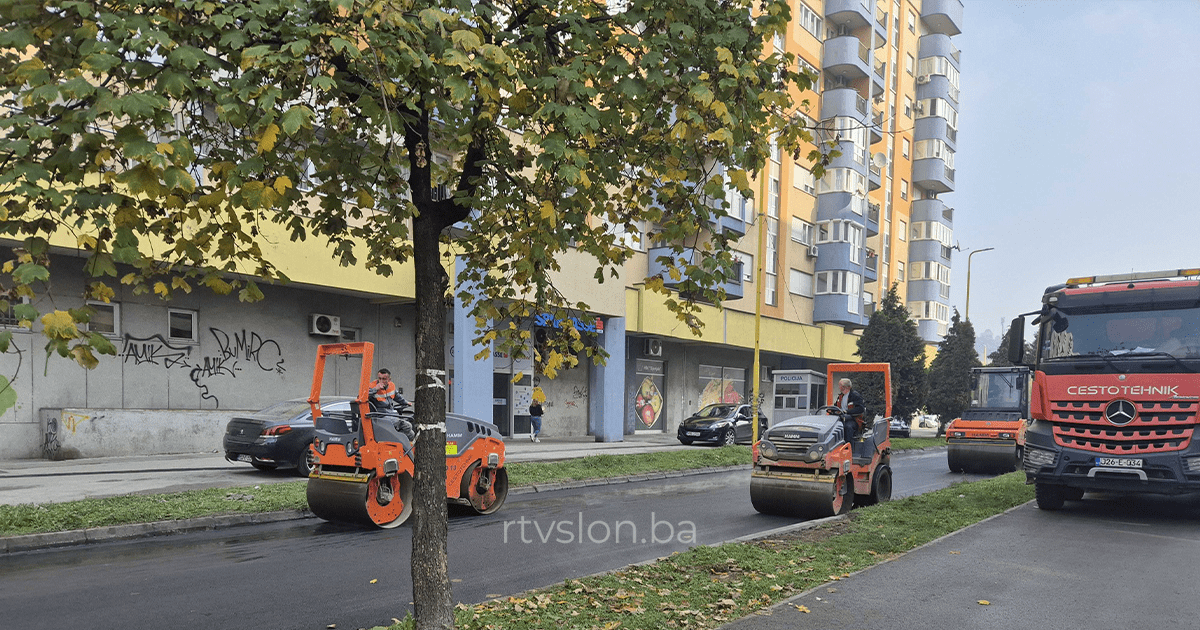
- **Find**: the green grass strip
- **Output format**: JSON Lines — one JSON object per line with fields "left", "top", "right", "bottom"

{"left": 382, "top": 472, "right": 1033, "bottom": 630}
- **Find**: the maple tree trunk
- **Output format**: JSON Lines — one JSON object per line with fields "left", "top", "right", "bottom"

{"left": 411, "top": 212, "right": 454, "bottom": 630}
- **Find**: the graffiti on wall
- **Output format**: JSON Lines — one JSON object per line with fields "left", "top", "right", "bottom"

{"left": 120, "top": 327, "right": 287, "bottom": 407}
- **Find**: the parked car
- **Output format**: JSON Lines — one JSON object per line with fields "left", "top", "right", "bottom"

{"left": 889, "top": 416, "right": 911, "bottom": 438}
{"left": 677, "top": 403, "right": 768, "bottom": 446}
{"left": 224, "top": 397, "right": 357, "bottom": 477}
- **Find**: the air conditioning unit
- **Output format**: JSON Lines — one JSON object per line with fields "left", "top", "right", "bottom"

{"left": 310, "top": 313, "right": 341, "bottom": 336}
{"left": 914, "top": 103, "right": 925, "bottom": 114}
{"left": 807, "top": 245, "right": 819, "bottom": 258}
{"left": 644, "top": 338, "right": 663, "bottom": 357}
{"left": 916, "top": 75, "right": 931, "bottom": 84}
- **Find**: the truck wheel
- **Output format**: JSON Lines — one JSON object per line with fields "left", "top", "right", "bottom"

{"left": 856, "top": 465, "right": 892, "bottom": 507}
{"left": 1035, "top": 483, "right": 1066, "bottom": 511}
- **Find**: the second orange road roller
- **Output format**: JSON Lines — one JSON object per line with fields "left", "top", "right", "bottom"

{"left": 945, "top": 366, "right": 1030, "bottom": 474}
{"left": 304, "top": 342, "right": 509, "bottom": 528}
{"left": 750, "top": 363, "right": 893, "bottom": 518}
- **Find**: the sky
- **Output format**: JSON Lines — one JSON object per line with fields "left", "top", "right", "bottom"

{"left": 947, "top": 0, "right": 1200, "bottom": 350}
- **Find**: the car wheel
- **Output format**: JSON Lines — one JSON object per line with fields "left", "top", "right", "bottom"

{"left": 679, "top": 438, "right": 694, "bottom": 445}
{"left": 251, "top": 462, "right": 276, "bottom": 472}
{"left": 294, "top": 444, "right": 315, "bottom": 477}
{"left": 721, "top": 428, "right": 736, "bottom": 447}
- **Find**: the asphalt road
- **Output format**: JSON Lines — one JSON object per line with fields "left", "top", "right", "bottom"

{"left": 722, "top": 490, "right": 1200, "bottom": 630}
{"left": 0, "top": 449, "right": 981, "bottom": 630}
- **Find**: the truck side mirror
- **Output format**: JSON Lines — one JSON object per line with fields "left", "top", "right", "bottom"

{"left": 1007, "top": 316, "right": 1026, "bottom": 365}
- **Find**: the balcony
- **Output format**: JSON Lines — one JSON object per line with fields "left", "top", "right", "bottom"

{"left": 920, "top": 0, "right": 964, "bottom": 36}
{"left": 822, "top": 36, "right": 871, "bottom": 81}
{"left": 912, "top": 158, "right": 955, "bottom": 193}
{"left": 864, "top": 252, "right": 878, "bottom": 282}
{"left": 819, "top": 87, "right": 872, "bottom": 126}
{"left": 913, "top": 116, "right": 957, "bottom": 149}
{"left": 814, "top": 294, "right": 868, "bottom": 328}
{"left": 646, "top": 246, "right": 743, "bottom": 301}
{"left": 825, "top": 0, "right": 872, "bottom": 30}
{"left": 866, "top": 202, "right": 880, "bottom": 236}
{"left": 868, "top": 162, "right": 882, "bottom": 190}
{"left": 870, "top": 109, "right": 883, "bottom": 144}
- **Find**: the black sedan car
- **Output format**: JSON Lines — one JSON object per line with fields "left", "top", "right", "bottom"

{"left": 889, "top": 416, "right": 911, "bottom": 438}
{"left": 677, "top": 403, "right": 768, "bottom": 446}
{"left": 224, "top": 397, "right": 355, "bottom": 477}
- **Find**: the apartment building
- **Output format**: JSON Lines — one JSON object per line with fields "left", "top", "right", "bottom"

{"left": 0, "top": 0, "right": 963, "bottom": 459}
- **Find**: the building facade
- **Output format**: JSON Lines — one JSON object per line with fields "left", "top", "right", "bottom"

{"left": 0, "top": 0, "right": 963, "bottom": 460}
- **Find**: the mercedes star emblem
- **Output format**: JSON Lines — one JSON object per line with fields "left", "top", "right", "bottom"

{"left": 1104, "top": 399, "right": 1137, "bottom": 426}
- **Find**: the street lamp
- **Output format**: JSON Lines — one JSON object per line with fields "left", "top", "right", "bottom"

{"left": 965, "top": 247, "right": 995, "bottom": 322}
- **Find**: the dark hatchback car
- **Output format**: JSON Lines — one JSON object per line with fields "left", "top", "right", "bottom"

{"left": 224, "top": 397, "right": 356, "bottom": 477}
{"left": 677, "top": 403, "right": 768, "bottom": 446}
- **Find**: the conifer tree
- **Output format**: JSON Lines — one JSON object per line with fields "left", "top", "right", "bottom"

{"left": 856, "top": 283, "right": 927, "bottom": 421}
{"left": 927, "top": 310, "right": 982, "bottom": 434}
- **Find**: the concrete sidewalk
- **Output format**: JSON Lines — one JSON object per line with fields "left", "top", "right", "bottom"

{"left": 0, "top": 432, "right": 693, "bottom": 506}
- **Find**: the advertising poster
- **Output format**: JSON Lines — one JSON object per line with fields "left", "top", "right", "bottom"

{"left": 633, "top": 359, "right": 665, "bottom": 430}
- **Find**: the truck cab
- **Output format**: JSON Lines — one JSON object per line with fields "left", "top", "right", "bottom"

{"left": 1007, "top": 268, "right": 1200, "bottom": 509}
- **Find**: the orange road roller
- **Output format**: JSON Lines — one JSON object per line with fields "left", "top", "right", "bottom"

{"left": 304, "top": 342, "right": 508, "bottom": 528}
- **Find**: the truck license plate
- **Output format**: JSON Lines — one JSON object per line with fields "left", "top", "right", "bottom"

{"left": 686, "top": 431, "right": 701, "bottom": 437}
{"left": 1096, "top": 457, "right": 1143, "bottom": 468}
{"left": 237, "top": 454, "right": 253, "bottom": 463}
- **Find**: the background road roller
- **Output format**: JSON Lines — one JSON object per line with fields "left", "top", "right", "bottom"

{"left": 305, "top": 342, "right": 508, "bottom": 528}
{"left": 945, "top": 366, "right": 1030, "bottom": 474}
{"left": 750, "top": 363, "right": 893, "bottom": 518}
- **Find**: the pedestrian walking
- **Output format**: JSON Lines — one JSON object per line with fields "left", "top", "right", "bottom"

{"left": 529, "top": 399, "right": 543, "bottom": 442}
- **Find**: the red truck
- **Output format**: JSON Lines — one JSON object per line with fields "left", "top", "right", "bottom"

{"left": 1006, "top": 268, "right": 1200, "bottom": 510}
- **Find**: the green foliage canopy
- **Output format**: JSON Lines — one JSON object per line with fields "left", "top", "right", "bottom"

{"left": 0, "top": 0, "right": 829, "bottom": 369}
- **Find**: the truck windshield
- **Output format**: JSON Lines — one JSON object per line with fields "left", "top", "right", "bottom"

{"left": 972, "top": 372, "right": 1023, "bottom": 410}
{"left": 1041, "top": 306, "right": 1200, "bottom": 359}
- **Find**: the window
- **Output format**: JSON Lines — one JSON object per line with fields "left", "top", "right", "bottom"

{"left": 87, "top": 301, "right": 120, "bottom": 336}
{"left": 168, "top": 309, "right": 197, "bottom": 342}
{"left": 913, "top": 139, "right": 956, "bottom": 168}
{"left": 909, "top": 260, "right": 952, "bottom": 283}
{"left": 724, "top": 169, "right": 754, "bottom": 222}
{"left": 790, "top": 217, "right": 814, "bottom": 245}
{"left": 789, "top": 269, "right": 814, "bottom": 298}
{"left": 918, "top": 57, "right": 960, "bottom": 88}
{"left": 608, "top": 218, "right": 645, "bottom": 251}
{"left": 816, "top": 168, "right": 867, "bottom": 197}
{"left": 905, "top": 54, "right": 914, "bottom": 76}
{"left": 904, "top": 96, "right": 913, "bottom": 118}
{"left": 911, "top": 220, "right": 954, "bottom": 246}
{"left": 341, "top": 328, "right": 360, "bottom": 342}
{"left": 908, "top": 10, "right": 916, "bottom": 33}
{"left": 797, "top": 2, "right": 823, "bottom": 39}
{"left": 815, "top": 270, "right": 861, "bottom": 296}
{"left": 0, "top": 297, "right": 29, "bottom": 327}
{"left": 902, "top": 137, "right": 910, "bottom": 158}
{"left": 793, "top": 164, "right": 816, "bottom": 195}
{"left": 897, "top": 261, "right": 905, "bottom": 277}
{"left": 900, "top": 179, "right": 909, "bottom": 200}
{"left": 733, "top": 251, "right": 754, "bottom": 282}
{"left": 915, "top": 98, "right": 959, "bottom": 129}
{"left": 898, "top": 220, "right": 907, "bottom": 241}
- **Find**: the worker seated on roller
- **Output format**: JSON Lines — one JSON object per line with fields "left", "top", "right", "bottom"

{"left": 368, "top": 368, "right": 410, "bottom": 412}
{"left": 831, "top": 378, "right": 866, "bottom": 443}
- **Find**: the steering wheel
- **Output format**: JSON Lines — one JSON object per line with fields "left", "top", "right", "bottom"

{"left": 818, "top": 405, "right": 846, "bottom": 416}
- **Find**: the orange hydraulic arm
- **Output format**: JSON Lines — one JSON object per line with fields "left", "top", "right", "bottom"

{"left": 308, "top": 342, "right": 377, "bottom": 443}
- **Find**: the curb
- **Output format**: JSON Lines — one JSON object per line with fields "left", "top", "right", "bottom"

{"left": 1, "top": 466, "right": 750, "bottom": 554}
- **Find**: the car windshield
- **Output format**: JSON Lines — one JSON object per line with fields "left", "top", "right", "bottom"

{"left": 695, "top": 404, "right": 735, "bottom": 418}
{"left": 1042, "top": 306, "right": 1200, "bottom": 359}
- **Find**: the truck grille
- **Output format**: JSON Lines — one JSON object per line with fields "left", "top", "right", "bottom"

{"left": 1050, "top": 400, "right": 1197, "bottom": 454}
